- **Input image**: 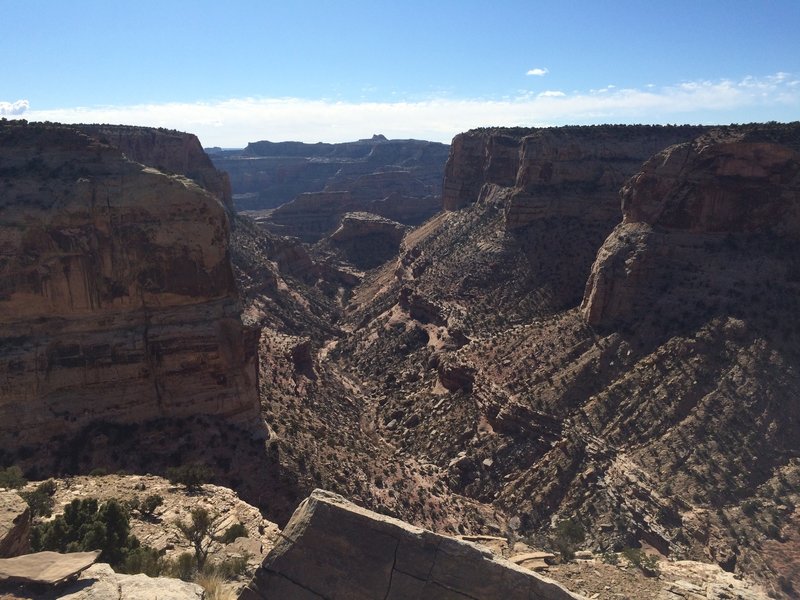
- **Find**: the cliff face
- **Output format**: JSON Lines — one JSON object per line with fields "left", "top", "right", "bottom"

{"left": 213, "top": 135, "right": 449, "bottom": 212}
{"left": 77, "top": 124, "right": 233, "bottom": 211}
{"left": 582, "top": 129, "right": 800, "bottom": 328}
{"left": 0, "top": 121, "right": 260, "bottom": 450}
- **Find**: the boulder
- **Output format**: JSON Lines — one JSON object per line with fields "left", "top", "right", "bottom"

{"left": 241, "top": 489, "right": 584, "bottom": 600}
{"left": 0, "top": 491, "right": 30, "bottom": 558}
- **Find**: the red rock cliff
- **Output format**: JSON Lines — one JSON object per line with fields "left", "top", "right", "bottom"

{"left": 0, "top": 121, "right": 260, "bottom": 450}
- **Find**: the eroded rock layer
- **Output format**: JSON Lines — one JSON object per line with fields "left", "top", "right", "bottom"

{"left": 0, "top": 121, "right": 260, "bottom": 450}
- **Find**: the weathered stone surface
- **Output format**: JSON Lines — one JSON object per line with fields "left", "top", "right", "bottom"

{"left": 241, "top": 489, "right": 584, "bottom": 600}
{"left": 323, "top": 212, "right": 408, "bottom": 269}
{"left": 0, "top": 491, "right": 30, "bottom": 558}
{"left": 0, "top": 121, "right": 261, "bottom": 450}
{"left": 0, "top": 550, "right": 99, "bottom": 584}
{"left": 77, "top": 124, "right": 233, "bottom": 211}
{"left": 582, "top": 128, "right": 800, "bottom": 327}
{"left": 57, "top": 563, "right": 204, "bottom": 599}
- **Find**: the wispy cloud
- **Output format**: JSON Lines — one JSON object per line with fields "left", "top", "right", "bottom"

{"left": 15, "top": 73, "right": 800, "bottom": 147}
{"left": 526, "top": 68, "right": 549, "bottom": 76}
{"left": 0, "top": 99, "right": 30, "bottom": 116}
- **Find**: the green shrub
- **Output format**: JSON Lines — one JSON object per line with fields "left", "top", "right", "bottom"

{"left": 121, "top": 546, "right": 163, "bottom": 577}
{"left": 0, "top": 466, "right": 27, "bottom": 489}
{"left": 139, "top": 494, "right": 164, "bottom": 518}
{"left": 164, "top": 552, "right": 197, "bottom": 581}
{"left": 30, "top": 497, "right": 151, "bottom": 569}
{"left": 551, "top": 518, "right": 585, "bottom": 562}
{"left": 20, "top": 480, "right": 57, "bottom": 517}
{"left": 621, "top": 547, "right": 660, "bottom": 577}
{"left": 167, "top": 463, "right": 212, "bottom": 491}
{"left": 219, "top": 523, "right": 248, "bottom": 544}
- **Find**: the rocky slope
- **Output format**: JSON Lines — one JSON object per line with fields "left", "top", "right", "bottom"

{"left": 0, "top": 121, "right": 261, "bottom": 456}
{"left": 241, "top": 123, "right": 800, "bottom": 598}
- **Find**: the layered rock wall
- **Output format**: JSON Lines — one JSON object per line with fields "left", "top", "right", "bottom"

{"left": 0, "top": 121, "right": 260, "bottom": 450}
{"left": 582, "top": 126, "right": 800, "bottom": 328}
{"left": 77, "top": 124, "right": 233, "bottom": 210}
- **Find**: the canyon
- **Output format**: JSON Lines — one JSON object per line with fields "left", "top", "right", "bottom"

{"left": 1, "top": 119, "right": 798, "bottom": 599}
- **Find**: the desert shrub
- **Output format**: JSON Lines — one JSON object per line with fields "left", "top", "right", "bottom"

{"left": 167, "top": 463, "right": 212, "bottom": 491}
{"left": 138, "top": 494, "right": 164, "bottom": 518}
{"left": 601, "top": 551, "right": 620, "bottom": 565}
{"left": 196, "top": 571, "right": 236, "bottom": 600}
{"left": 121, "top": 546, "right": 163, "bottom": 577}
{"left": 164, "top": 551, "right": 197, "bottom": 581}
{"left": 219, "top": 522, "right": 248, "bottom": 544}
{"left": 30, "top": 497, "right": 146, "bottom": 568}
{"left": 211, "top": 554, "right": 250, "bottom": 579}
{"left": 621, "top": 547, "right": 660, "bottom": 576}
{"left": 20, "top": 480, "right": 57, "bottom": 517}
{"left": 0, "top": 466, "right": 27, "bottom": 489}
{"left": 552, "top": 518, "right": 585, "bottom": 561}
{"left": 175, "top": 507, "right": 222, "bottom": 569}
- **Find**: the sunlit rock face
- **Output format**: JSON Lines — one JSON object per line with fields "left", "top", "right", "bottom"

{"left": 0, "top": 121, "right": 261, "bottom": 450}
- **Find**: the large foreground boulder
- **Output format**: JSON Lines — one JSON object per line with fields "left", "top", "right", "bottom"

{"left": 241, "top": 489, "right": 583, "bottom": 600}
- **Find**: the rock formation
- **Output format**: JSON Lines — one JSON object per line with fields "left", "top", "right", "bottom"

{"left": 77, "top": 124, "right": 233, "bottom": 211}
{"left": 322, "top": 212, "right": 408, "bottom": 270}
{"left": 0, "top": 120, "right": 261, "bottom": 452}
{"left": 582, "top": 127, "right": 800, "bottom": 328}
{"left": 0, "top": 491, "right": 30, "bottom": 558}
{"left": 241, "top": 489, "right": 583, "bottom": 600}
{"left": 211, "top": 135, "right": 449, "bottom": 214}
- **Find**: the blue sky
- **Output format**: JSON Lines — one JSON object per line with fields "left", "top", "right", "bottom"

{"left": 2, "top": 0, "right": 799, "bottom": 146}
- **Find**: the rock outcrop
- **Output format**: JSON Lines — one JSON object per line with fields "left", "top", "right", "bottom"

{"left": 582, "top": 128, "right": 800, "bottom": 328}
{"left": 0, "top": 553, "right": 204, "bottom": 599}
{"left": 322, "top": 212, "right": 408, "bottom": 270}
{"left": 241, "top": 489, "right": 583, "bottom": 600}
{"left": 0, "top": 120, "right": 261, "bottom": 451}
{"left": 77, "top": 124, "right": 233, "bottom": 211}
{"left": 0, "top": 491, "right": 30, "bottom": 558}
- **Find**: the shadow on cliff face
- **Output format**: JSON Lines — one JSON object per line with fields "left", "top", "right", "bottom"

{"left": 4, "top": 417, "right": 303, "bottom": 526}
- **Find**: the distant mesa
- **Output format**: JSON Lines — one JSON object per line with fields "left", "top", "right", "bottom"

{"left": 210, "top": 135, "right": 450, "bottom": 242}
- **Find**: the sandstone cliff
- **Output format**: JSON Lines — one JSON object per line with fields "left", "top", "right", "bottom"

{"left": 77, "top": 124, "right": 233, "bottom": 211}
{"left": 582, "top": 127, "right": 800, "bottom": 328}
{"left": 0, "top": 121, "right": 260, "bottom": 451}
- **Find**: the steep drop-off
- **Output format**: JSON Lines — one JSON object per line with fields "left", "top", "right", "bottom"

{"left": 0, "top": 121, "right": 261, "bottom": 453}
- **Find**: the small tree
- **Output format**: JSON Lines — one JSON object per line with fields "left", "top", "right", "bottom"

{"left": 552, "top": 518, "right": 585, "bottom": 562}
{"left": 167, "top": 463, "right": 212, "bottom": 492}
{"left": 174, "top": 507, "right": 223, "bottom": 570}
{"left": 20, "top": 480, "right": 57, "bottom": 517}
{"left": 0, "top": 466, "right": 27, "bottom": 489}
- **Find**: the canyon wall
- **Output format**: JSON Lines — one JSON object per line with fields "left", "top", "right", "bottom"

{"left": 0, "top": 121, "right": 260, "bottom": 451}
{"left": 582, "top": 126, "right": 800, "bottom": 328}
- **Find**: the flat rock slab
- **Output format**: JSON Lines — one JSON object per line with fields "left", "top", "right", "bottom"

{"left": 0, "top": 551, "right": 99, "bottom": 585}
{"left": 241, "top": 489, "right": 585, "bottom": 600}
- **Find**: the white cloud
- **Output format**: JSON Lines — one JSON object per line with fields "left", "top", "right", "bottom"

{"left": 526, "top": 68, "right": 549, "bottom": 76}
{"left": 0, "top": 99, "right": 30, "bottom": 116}
{"left": 17, "top": 73, "right": 800, "bottom": 147}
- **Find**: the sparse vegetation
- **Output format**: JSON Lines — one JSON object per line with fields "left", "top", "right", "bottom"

{"left": 0, "top": 465, "right": 27, "bottom": 489}
{"left": 20, "top": 479, "right": 57, "bottom": 517}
